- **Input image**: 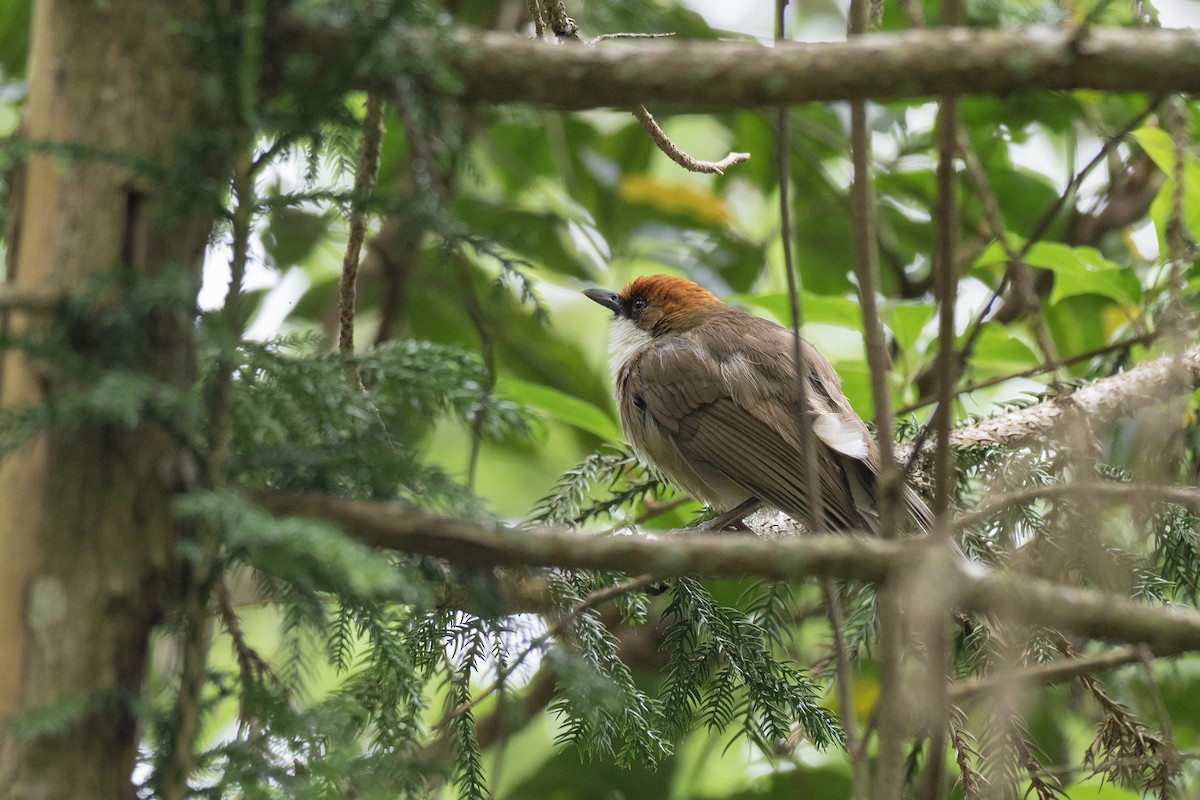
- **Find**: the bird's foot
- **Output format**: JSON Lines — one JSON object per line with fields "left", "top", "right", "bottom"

{"left": 698, "top": 498, "right": 762, "bottom": 532}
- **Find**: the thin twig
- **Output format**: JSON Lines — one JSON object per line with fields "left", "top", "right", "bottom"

{"left": 839, "top": 14, "right": 899, "bottom": 536}
{"left": 823, "top": 582, "right": 865, "bottom": 799}
{"left": 338, "top": 92, "right": 386, "bottom": 353}
{"left": 894, "top": 325, "right": 1179, "bottom": 416}
{"left": 923, "top": 6, "right": 962, "bottom": 792}
{"left": 955, "top": 480, "right": 1200, "bottom": 531}
{"left": 1137, "top": 645, "right": 1178, "bottom": 760}
{"left": 160, "top": 140, "right": 258, "bottom": 800}
{"left": 632, "top": 106, "right": 751, "bottom": 175}
{"left": 589, "top": 32, "right": 674, "bottom": 43}
{"left": 843, "top": 0, "right": 905, "bottom": 793}
{"left": 216, "top": 578, "right": 275, "bottom": 733}
{"left": 392, "top": 79, "right": 490, "bottom": 488}
{"left": 930, "top": 15, "right": 960, "bottom": 521}
{"left": 774, "top": 0, "right": 824, "bottom": 534}
{"left": 525, "top": 0, "right": 544, "bottom": 39}
{"left": 541, "top": 8, "right": 748, "bottom": 175}
{"left": 453, "top": 246, "right": 495, "bottom": 493}
{"left": 543, "top": 0, "right": 580, "bottom": 40}
{"left": 951, "top": 647, "right": 1141, "bottom": 704}
{"left": 956, "top": 128, "right": 1063, "bottom": 384}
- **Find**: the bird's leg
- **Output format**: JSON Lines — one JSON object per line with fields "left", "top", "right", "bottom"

{"left": 698, "top": 497, "right": 762, "bottom": 532}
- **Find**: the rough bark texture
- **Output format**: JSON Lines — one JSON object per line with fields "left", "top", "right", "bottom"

{"left": 950, "top": 344, "right": 1200, "bottom": 448}
{"left": 256, "top": 489, "right": 1200, "bottom": 656}
{"left": 0, "top": 2, "right": 232, "bottom": 797}
{"left": 278, "top": 24, "right": 1200, "bottom": 110}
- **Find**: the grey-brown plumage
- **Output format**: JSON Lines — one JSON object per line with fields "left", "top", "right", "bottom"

{"left": 584, "top": 274, "right": 932, "bottom": 533}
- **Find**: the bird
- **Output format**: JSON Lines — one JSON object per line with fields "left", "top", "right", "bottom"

{"left": 583, "top": 274, "right": 932, "bottom": 534}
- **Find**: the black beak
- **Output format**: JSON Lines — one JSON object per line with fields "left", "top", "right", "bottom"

{"left": 583, "top": 288, "right": 624, "bottom": 316}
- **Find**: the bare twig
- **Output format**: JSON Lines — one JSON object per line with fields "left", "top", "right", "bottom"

{"left": 585, "top": 23, "right": 749, "bottom": 174}
{"left": 845, "top": 67, "right": 896, "bottom": 535}
{"left": 525, "top": 0, "right": 544, "bottom": 39}
{"left": 930, "top": 0, "right": 961, "bottom": 518}
{"left": 964, "top": 95, "right": 1160, "bottom": 344}
{"left": 160, "top": 140, "right": 258, "bottom": 800}
{"left": 894, "top": 325, "right": 1183, "bottom": 416}
{"left": 950, "top": 647, "right": 1142, "bottom": 704}
{"left": 338, "top": 92, "right": 386, "bottom": 353}
{"left": 823, "top": 582, "right": 865, "bottom": 799}
{"left": 215, "top": 579, "right": 275, "bottom": 733}
{"left": 453, "top": 246, "right": 495, "bottom": 492}
{"left": 542, "top": 0, "right": 580, "bottom": 40}
{"left": 631, "top": 106, "right": 751, "bottom": 175}
{"left": 589, "top": 32, "right": 674, "bottom": 44}
{"left": 955, "top": 481, "right": 1200, "bottom": 531}
{"left": 774, "top": 0, "right": 823, "bottom": 534}
{"left": 925, "top": 56, "right": 961, "bottom": 800}
{"left": 841, "top": 0, "right": 909, "bottom": 792}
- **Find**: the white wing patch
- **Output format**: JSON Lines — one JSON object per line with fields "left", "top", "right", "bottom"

{"left": 813, "top": 412, "right": 869, "bottom": 459}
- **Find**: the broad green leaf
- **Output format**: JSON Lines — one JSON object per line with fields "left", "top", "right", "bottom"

{"left": 968, "top": 323, "right": 1039, "bottom": 377}
{"left": 498, "top": 378, "right": 621, "bottom": 442}
{"left": 263, "top": 207, "right": 332, "bottom": 269}
{"left": 0, "top": 0, "right": 31, "bottom": 79}
{"left": 887, "top": 302, "right": 935, "bottom": 357}
{"left": 733, "top": 291, "right": 864, "bottom": 332}
{"left": 1132, "top": 126, "right": 1200, "bottom": 245}
{"left": 975, "top": 239, "right": 1139, "bottom": 306}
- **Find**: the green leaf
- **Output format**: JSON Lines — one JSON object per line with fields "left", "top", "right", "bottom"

{"left": 1132, "top": 126, "right": 1200, "bottom": 246}
{"left": 263, "top": 207, "right": 332, "bottom": 269}
{"left": 969, "top": 323, "right": 1039, "bottom": 377}
{"left": 0, "top": 0, "right": 31, "bottom": 79}
{"left": 975, "top": 239, "right": 1139, "bottom": 306}
{"left": 887, "top": 302, "right": 935, "bottom": 357}
{"left": 733, "top": 291, "right": 864, "bottom": 332}
{"left": 498, "top": 378, "right": 621, "bottom": 442}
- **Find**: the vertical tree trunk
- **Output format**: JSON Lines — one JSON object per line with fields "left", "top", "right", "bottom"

{"left": 0, "top": 1, "right": 234, "bottom": 796}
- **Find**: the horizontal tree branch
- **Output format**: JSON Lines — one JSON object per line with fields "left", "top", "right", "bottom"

{"left": 949, "top": 646, "right": 1142, "bottom": 704}
{"left": 0, "top": 285, "right": 64, "bottom": 314}
{"left": 277, "top": 23, "right": 1200, "bottom": 110}
{"left": 255, "top": 490, "right": 1200, "bottom": 656}
{"left": 955, "top": 481, "right": 1200, "bottom": 530}
{"left": 949, "top": 343, "right": 1200, "bottom": 448}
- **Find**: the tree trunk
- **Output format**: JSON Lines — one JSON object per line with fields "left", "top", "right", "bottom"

{"left": 0, "top": 1, "right": 234, "bottom": 796}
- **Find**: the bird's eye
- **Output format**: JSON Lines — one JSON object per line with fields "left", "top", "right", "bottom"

{"left": 630, "top": 297, "right": 648, "bottom": 314}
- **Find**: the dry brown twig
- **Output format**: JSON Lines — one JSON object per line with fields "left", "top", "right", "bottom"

{"left": 530, "top": 1, "right": 750, "bottom": 174}
{"left": 337, "top": 92, "right": 386, "bottom": 354}
{"left": 631, "top": 106, "right": 751, "bottom": 175}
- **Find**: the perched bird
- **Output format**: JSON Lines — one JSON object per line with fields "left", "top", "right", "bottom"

{"left": 584, "top": 274, "right": 932, "bottom": 533}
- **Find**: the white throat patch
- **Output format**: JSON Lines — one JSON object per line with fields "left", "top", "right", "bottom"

{"left": 607, "top": 316, "right": 652, "bottom": 381}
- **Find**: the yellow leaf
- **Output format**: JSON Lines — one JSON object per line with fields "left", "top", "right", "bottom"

{"left": 618, "top": 173, "right": 731, "bottom": 227}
